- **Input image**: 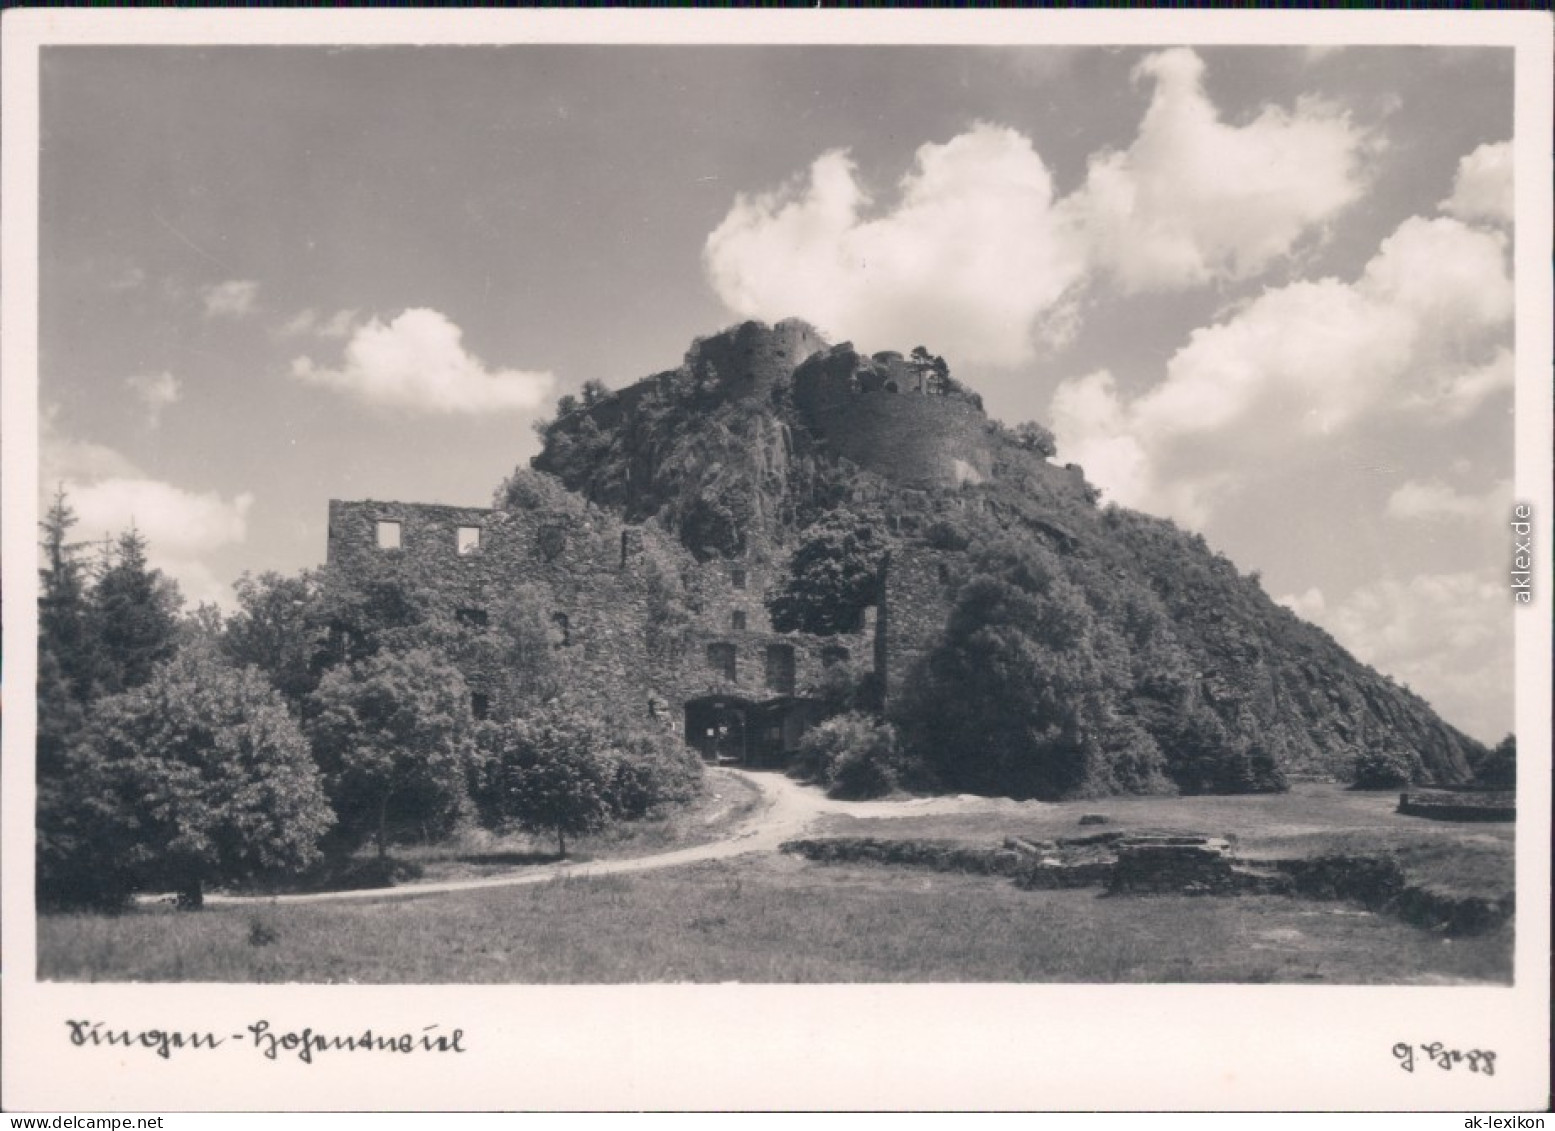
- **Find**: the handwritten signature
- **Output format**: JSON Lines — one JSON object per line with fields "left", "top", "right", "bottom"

{"left": 1393, "top": 1042, "right": 1496, "bottom": 1075}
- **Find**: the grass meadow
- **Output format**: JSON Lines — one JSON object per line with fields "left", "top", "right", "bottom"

{"left": 820, "top": 783, "right": 1515, "bottom": 896}
{"left": 40, "top": 854, "right": 1510, "bottom": 984}
{"left": 36, "top": 782, "right": 1515, "bottom": 984}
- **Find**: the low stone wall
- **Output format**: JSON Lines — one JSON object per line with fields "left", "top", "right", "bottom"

{"left": 779, "top": 837, "right": 1022, "bottom": 876}
{"left": 1398, "top": 789, "right": 1516, "bottom": 822}
{"left": 1107, "top": 835, "right": 1236, "bottom": 895}
{"left": 1268, "top": 853, "right": 1512, "bottom": 935}
{"left": 782, "top": 834, "right": 1514, "bottom": 936}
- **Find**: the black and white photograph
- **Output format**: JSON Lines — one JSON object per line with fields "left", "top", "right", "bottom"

{"left": 3, "top": 9, "right": 1550, "bottom": 1113}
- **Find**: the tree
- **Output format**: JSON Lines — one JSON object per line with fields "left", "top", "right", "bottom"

{"left": 1474, "top": 734, "right": 1515, "bottom": 787}
{"left": 224, "top": 570, "right": 329, "bottom": 709}
{"left": 894, "top": 539, "right": 1168, "bottom": 800}
{"left": 313, "top": 559, "right": 431, "bottom": 667}
{"left": 92, "top": 528, "right": 181, "bottom": 695}
{"left": 909, "top": 346, "right": 950, "bottom": 395}
{"left": 37, "top": 488, "right": 97, "bottom": 796}
{"left": 1012, "top": 421, "right": 1058, "bottom": 459}
{"left": 766, "top": 510, "right": 887, "bottom": 635}
{"left": 38, "top": 487, "right": 99, "bottom": 705}
{"left": 488, "top": 586, "right": 562, "bottom": 711}
{"left": 307, "top": 649, "right": 477, "bottom": 859}
{"left": 60, "top": 652, "right": 334, "bottom": 908}
{"left": 482, "top": 708, "right": 619, "bottom": 856}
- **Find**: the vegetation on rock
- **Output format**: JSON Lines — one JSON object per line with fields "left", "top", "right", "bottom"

{"left": 766, "top": 509, "right": 888, "bottom": 636}
{"left": 529, "top": 319, "right": 1488, "bottom": 799}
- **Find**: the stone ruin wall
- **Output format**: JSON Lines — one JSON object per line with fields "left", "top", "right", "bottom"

{"left": 326, "top": 498, "right": 871, "bottom": 735}
{"left": 876, "top": 544, "right": 961, "bottom": 709}
{"left": 687, "top": 317, "right": 831, "bottom": 400}
{"left": 793, "top": 359, "right": 995, "bottom": 491}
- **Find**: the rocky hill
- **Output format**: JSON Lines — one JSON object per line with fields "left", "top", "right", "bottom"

{"left": 533, "top": 319, "right": 1484, "bottom": 795}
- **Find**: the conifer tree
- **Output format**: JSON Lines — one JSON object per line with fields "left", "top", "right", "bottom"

{"left": 39, "top": 490, "right": 101, "bottom": 687}
{"left": 91, "top": 528, "right": 181, "bottom": 695}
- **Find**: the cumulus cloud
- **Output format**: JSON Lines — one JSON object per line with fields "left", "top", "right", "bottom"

{"left": 125, "top": 371, "right": 182, "bottom": 426}
{"left": 1275, "top": 586, "right": 1326, "bottom": 620}
{"left": 1051, "top": 215, "right": 1512, "bottom": 524}
{"left": 704, "top": 125, "right": 1086, "bottom": 366}
{"left": 1409, "top": 347, "right": 1515, "bottom": 420}
{"left": 69, "top": 478, "right": 254, "bottom": 562}
{"left": 1439, "top": 140, "right": 1512, "bottom": 225}
{"left": 41, "top": 409, "right": 141, "bottom": 487}
{"left": 1385, "top": 477, "right": 1512, "bottom": 523}
{"left": 1317, "top": 572, "right": 1512, "bottom": 743}
{"left": 291, "top": 308, "right": 555, "bottom": 415}
{"left": 202, "top": 279, "right": 261, "bottom": 319}
{"left": 108, "top": 265, "right": 147, "bottom": 292}
{"left": 41, "top": 414, "right": 252, "bottom": 608}
{"left": 279, "top": 307, "right": 358, "bottom": 340}
{"left": 1066, "top": 48, "right": 1369, "bottom": 293}
{"left": 703, "top": 49, "right": 1370, "bottom": 364}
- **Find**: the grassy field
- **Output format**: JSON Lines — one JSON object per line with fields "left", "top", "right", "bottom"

{"left": 821, "top": 783, "right": 1515, "bottom": 896}
{"left": 231, "top": 768, "right": 764, "bottom": 894}
{"left": 40, "top": 851, "right": 1511, "bottom": 985}
{"left": 37, "top": 781, "right": 1515, "bottom": 984}
{"left": 383, "top": 769, "right": 763, "bottom": 883}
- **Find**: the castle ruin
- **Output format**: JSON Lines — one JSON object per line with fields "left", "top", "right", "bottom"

{"left": 325, "top": 321, "right": 1089, "bottom": 765}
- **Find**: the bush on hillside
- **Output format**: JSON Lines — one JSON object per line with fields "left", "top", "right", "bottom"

{"left": 1351, "top": 744, "right": 1418, "bottom": 789}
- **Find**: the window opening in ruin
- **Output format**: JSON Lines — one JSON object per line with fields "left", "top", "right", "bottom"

{"left": 456, "top": 607, "right": 489, "bottom": 629}
{"left": 551, "top": 612, "right": 571, "bottom": 647}
{"left": 458, "top": 526, "right": 482, "bottom": 555}
{"left": 730, "top": 567, "right": 746, "bottom": 590}
{"left": 471, "top": 692, "right": 490, "bottom": 720}
{"left": 937, "top": 562, "right": 951, "bottom": 585}
{"left": 822, "top": 645, "right": 850, "bottom": 668}
{"left": 706, "top": 642, "right": 737, "bottom": 682}
{"left": 620, "top": 529, "right": 642, "bottom": 566}
{"left": 376, "top": 520, "right": 402, "bottom": 550}
{"left": 765, "top": 643, "right": 796, "bottom": 695}
{"left": 538, "top": 523, "right": 566, "bottom": 561}
{"left": 732, "top": 610, "right": 747, "bottom": 631}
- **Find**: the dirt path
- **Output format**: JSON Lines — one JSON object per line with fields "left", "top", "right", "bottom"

{"left": 208, "top": 769, "right": 1035, "bottom": 907}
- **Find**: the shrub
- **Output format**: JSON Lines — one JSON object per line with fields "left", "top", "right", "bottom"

{"left": 922, "top": 517, "right": 972, "bottom": 552}
{"left": 479, "top": 705, "right": 704, "bottom": 853}
{"left": 795, "top": 712, "right": 904, "bottom": 800}
{"left": 1352, "top": 745, "right": 1418, "bottom": 789}
{"left": 612, "top": 730, "right": 706, "bottom": 819}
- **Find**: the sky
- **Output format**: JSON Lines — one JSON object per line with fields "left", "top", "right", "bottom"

{"left": 37, "top": 44, "right": 1516, "bottom": 742}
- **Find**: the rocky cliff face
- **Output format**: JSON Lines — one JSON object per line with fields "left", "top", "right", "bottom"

{"left": 532, "top": 320, "right": 1485, "bottom": 789}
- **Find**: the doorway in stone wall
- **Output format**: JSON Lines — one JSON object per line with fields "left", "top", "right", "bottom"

{"left": 683, "top": 696, "right": 751, "bottom": 764}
